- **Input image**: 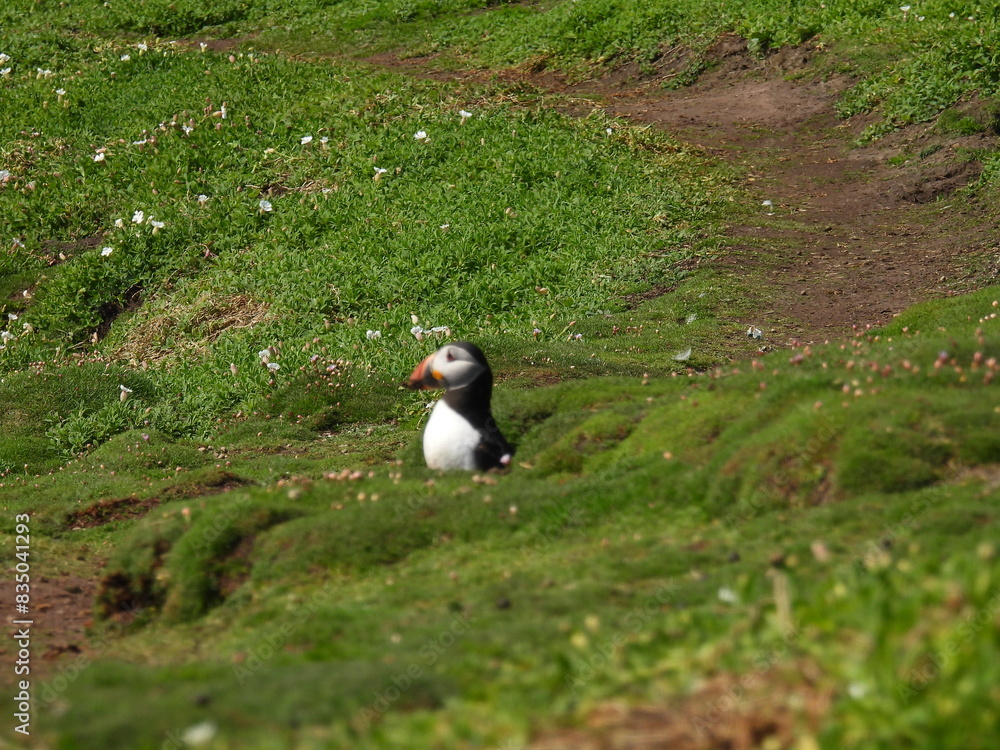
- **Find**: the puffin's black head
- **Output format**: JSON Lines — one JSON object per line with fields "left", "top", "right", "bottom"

{"left": 407, "top": 341, "right": 491, "bottom": 392}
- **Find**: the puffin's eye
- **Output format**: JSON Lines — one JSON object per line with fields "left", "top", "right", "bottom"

{"left": 446, "top": 350, "right": 455, "bottom": 362}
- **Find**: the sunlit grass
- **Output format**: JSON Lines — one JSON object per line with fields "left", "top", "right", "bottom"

{"left": 1, "top": 34, "right": 739, "bottom": 452}
{"left": 3, "top": 3, "right": 1000, "bottom": 748}
{"left": 4, "top": 286, "right": 997, "bottom": 748}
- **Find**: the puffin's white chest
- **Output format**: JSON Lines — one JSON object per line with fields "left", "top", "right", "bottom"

{"left": 423, "top": 399, "right": 481, "bottom": 471}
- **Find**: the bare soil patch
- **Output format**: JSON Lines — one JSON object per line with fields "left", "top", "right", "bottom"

{"left": 160, "top": 468, "right": 251, "bottom": 499}
{"left": 531, "top": 671, "right": 830, "bottom": 750}
{"left": 597, "top": 49, "right": 997, "bottom": 342}
{"left": 0, "top": 574, "right": 98, "bottom": 669}
{"left": 64, "top": 495, "right": 161, "bottom": 530}
{"left": 61, "top": 471, "right": 250, "bottom": 531}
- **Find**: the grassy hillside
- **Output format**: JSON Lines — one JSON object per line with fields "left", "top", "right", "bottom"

{"left": 2, "top": 1, "right": 1000, "bottom": 748}
{"left": 0, "top": 30, "right": 741, "bottom": 465}
{"left": 9, "top": 285, "right": 1000, "bottom": 749}
{"left": 9, "top": 0, "right": 1000, "bottom": 138}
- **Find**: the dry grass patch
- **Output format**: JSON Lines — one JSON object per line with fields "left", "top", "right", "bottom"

{"left": 114, "top": 292, "right": 272, "bottom": 364}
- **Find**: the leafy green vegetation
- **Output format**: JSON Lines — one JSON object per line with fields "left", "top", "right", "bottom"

{"left": 2, "top": 1, "right": 1000, "bottom": 748}
{"left": 10, "top": 0, "right": 1000, "bottom": 136}
{"left": 5, "top": 285, "right": 999, "bottom": 748}
{"left": 1, "top": 31, "right": 738, "bottom": 454}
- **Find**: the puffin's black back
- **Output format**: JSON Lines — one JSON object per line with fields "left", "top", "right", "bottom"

{"left": 441, "top": 342, "right": 513, "bottom": 470}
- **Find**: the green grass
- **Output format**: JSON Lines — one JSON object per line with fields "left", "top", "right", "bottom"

{"left": 1, "top": 32, "right": 740, "bottom": 454}
{"left": 2, "top": 286, "right": 997, "bottom": 748}
{"left": 10, "top": 0, "right": 1000, "bottom": 137}
{"left": 3, "top": 1, "right": 1000, "bottom": 748}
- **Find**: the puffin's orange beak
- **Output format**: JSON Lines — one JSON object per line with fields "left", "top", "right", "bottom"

{"left": 407, "top": 353, "right": 442, "bottom": 390}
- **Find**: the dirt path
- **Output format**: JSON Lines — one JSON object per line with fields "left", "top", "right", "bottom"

{"left": 370, "top": 37, "right": 998, "bottom": 343}
{"left": 597, "top": 41, "right": 995, "bottom": 341}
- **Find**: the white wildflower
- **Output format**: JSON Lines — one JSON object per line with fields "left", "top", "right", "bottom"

{"left": 0, "top": 53, "right": 10, "bottom": 64}
{"left": 114, "top": 218, "right": 124, "bottom": 228}
{"left": 413, "top": 130, "right": 428, "bottom": 140}
{"left": 259, "top": 199, "right": 273, "bottom": 213}
{"left": 137, "top": 43, "right": 148, "bottom": 52}
{"left": 258, "top": 348, "right": 271, "bottom": 362}
{"left": 266, "top": 362, "right": 280, "bottom": 371}
{"left": 365, "top": 330, "right": 381, "bottom": 340}
{"left": 0, "top": 68, "right": 11, "bottom": 79}
{"left": 120, "top": 54, "right": 131, "bottom": 61}
{"left": 197, "top": 194, "right": 209, "bottom": 205}
{"left": 119, "top": 384, "right": 133, "bottom": 402}
{"left": 717, "top": 587, "right": 738, "bottom": 604}
{"left": 848, "top": 682, "right": 868, "bottom": 699}
{"left": 300, "top": 135, "right": 313, "bottom": 145}
{"left": 410, "top": 325, "right": 425, "bottom": 341}
{"left": 181, "top": 721, "right": 216, "bottom": 747}
{"left": 93, "top": 152, "right": 105, "bottom": 162}
{"left": 132, "top": 210, "right": 145, "bottom": 224}
{"left": 101, "top": 247, "right": 113, "bottom": 256}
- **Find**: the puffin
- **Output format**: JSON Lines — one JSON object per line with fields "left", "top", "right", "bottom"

{"left": 407, "top": 341, "right": 514, "bottom": 471}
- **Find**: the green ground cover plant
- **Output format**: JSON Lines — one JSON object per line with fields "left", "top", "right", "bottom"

{"left": 1, "top": 32, "right": 738, "bottom": 459}
{"left": 12, "top": 0, "right": 999, "bottom": 136}
{"left": 2, "top": 0, "right": 1000, "bottom": 748}
{"left": 4, "top": 285, "right": 999, "bottom": 749}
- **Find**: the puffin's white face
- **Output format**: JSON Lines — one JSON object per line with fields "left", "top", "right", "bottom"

{"left": 408, "top": 343, "right": 487, "bottom": 391}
